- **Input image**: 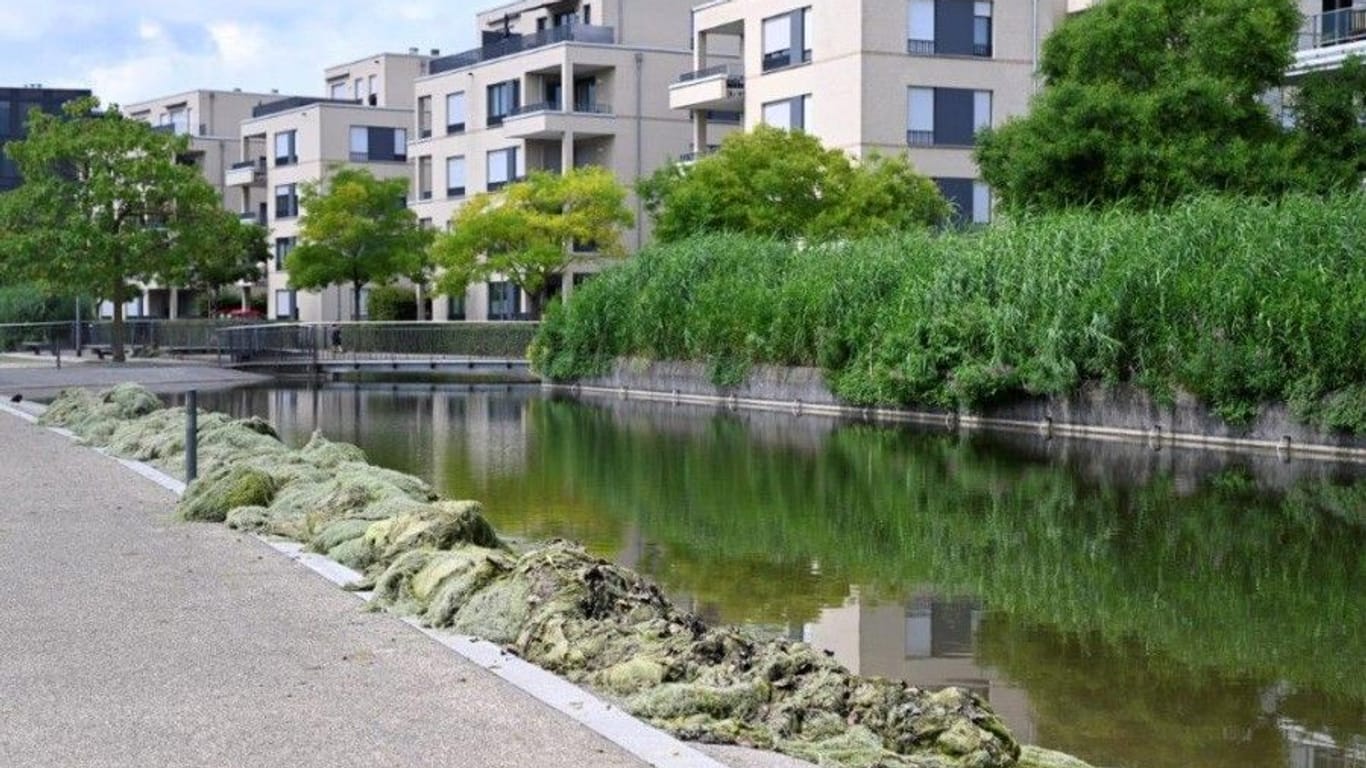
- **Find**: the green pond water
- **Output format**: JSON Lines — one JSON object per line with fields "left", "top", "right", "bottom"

{"left": 181, "top": 383, "right": 1365, "bottom": 768}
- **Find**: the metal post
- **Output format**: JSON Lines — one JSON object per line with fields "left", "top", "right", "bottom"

{"left": 185, "top": 389, "right": 199, "bottom": 483}
{"left": 74, "top": 298, "right": 82, "bottom": 357}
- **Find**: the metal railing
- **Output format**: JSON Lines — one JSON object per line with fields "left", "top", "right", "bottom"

{"left": 1299, "top": 7, "right": 1366, "bottom": 50}
{"left": 0, "top": 319, "right": 257, "bottom": 358}
{"left": 429, "top": 24, "right": 616, "bottom": 75}
{"left": 214, "top": 322, "right": 539, "bottom": 365}
{"left": 677, "top": 63, "right": 745, "bottom": 86}
{"left": 251, "top": 96, "right": 361, "bottom": 119}
{"left": 508, "top": 100, "right": 561, "bottom": 117}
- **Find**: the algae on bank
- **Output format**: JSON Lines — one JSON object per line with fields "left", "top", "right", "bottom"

{"left": 39, "top": 384, "right": 1100, "bottom": 768}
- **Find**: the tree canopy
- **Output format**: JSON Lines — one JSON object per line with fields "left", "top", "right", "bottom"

{"left": 1290, "top": 56, "right": 1366, "bottom": 192}
{"left": 974, "top": 0, "right": 1344, "bottom": 212}
{"left": 0, "top": 96, "right": 226, "bottom": 360}
{"left": 638, "top": 126, "right": 949, "bottom": 243}
{"left": 431, "top": 166, "right": 633, "bottom": 317}
{"left": 285, "top": 167, "right": 431, "bottom": 320}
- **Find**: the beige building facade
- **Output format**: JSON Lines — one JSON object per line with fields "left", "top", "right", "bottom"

{"left": 235, "top": 53, "right": 430, "bottom": 322}
{"left": 122, "top": 89, "right": 304, "bottom": 318}
{"left": 674, "top": 0, "right": 1079, "bottom": 223}
{"left": 410, "top": 0, "right": 696, "bottom": 321}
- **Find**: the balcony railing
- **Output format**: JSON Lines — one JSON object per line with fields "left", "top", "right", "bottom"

{"left": 231, "top": 158, "right": 267, "bottom": 171}
{"left": 251, "top": 96, "right": 360, "bottom": 119}
{"left": 507, "top": 101, "right": 614, "bottom": 118}
{"left": 1299, "top": 7, "right": 1366, "bottom": 50}
{"left": 429, "top": 24, "right": 617, "bottom": 75}
{"left": 677, "top": 63, "right": 745, "bottom": 87}
{"left": 906, "top": 130, "right": 935, "bottom": 147}
{"left": 678, "top": 145, "right": 721, "bottom": 163}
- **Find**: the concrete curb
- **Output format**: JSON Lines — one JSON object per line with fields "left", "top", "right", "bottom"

{"left": 546, "top": 382, "right": 1366, "bottom": 464}
{"left": 0, "top": 401, "right": 733, "bottom": 768}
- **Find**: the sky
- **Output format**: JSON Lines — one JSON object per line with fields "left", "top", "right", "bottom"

{"left": 0, "top": 1, "right": 482, "bottom": 105}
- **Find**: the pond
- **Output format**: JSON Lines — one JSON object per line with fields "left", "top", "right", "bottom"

{"left": 177, "top": 383, "right": 1366, "bottom": 768}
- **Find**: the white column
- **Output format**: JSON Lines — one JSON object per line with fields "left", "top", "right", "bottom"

{"left": 562, "top": 131, "right": 575, "bottom": 174}
{"left": 561, "top": 59, "right": 573, "bottom": 111}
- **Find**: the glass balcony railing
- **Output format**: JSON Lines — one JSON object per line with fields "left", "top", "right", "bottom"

{"left": 1299, "top": 7, "right": 1366, "bottom": 50}
{"left": 430, "top": 24, "right": 616, "bottom": 75}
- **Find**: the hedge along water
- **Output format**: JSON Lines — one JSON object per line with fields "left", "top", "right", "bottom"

{"left": 532, "top": 193, "right": 1366, "bottom": 434}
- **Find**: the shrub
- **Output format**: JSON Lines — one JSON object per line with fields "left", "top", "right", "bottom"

{"left": 367, "top": 285, "right": 418, "bottom": 321}
{"left": 535, "top": 193, "right": 1366, "bottom": 433}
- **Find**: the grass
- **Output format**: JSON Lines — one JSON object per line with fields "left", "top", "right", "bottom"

{"left": 533, "top": 193, "right": 1366, "bottom": 432}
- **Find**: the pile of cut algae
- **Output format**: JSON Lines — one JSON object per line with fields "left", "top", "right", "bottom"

{"left": 39, "top": 384, "right": 1096, "bottom": 768}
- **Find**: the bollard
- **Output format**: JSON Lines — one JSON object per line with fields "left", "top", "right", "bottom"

{"left": 185, "top": 389, "right": 199, "bottom": 483}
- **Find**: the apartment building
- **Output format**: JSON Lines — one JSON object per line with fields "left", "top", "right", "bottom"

{"left": 121, "top": 89, "right": 306, "bottom": 318}
{"left": 0, "top": 85, "right": 91, "bottom": 192}
{"left": 410, "top": 0, "right": 697, "bottom": 322}
{"left": 673, "top": 0, "right": 1078, "bottom": 224}
{"left": 1291, "top": 0, "right": 1365, "bottom": 75}
{"left": 239, "top": 52, "right": 431, "bottom": 322}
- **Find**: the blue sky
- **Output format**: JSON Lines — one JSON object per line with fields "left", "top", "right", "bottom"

{"left": 0, "top": 1, "right": 481, "bottom": 105}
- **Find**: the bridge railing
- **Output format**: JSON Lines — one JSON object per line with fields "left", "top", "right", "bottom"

{"left": 215, "top": 322, "right": 540, "bottom": 365}
{"left": 0, "top": 319, "right": 255, "bottom": 356}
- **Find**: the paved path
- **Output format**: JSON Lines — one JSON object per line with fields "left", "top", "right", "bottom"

{"left": 0, "top": 359, "right": 268, "bottom": 400}
{"left": 0, "top": 411, "right": 649, "bottom": 768}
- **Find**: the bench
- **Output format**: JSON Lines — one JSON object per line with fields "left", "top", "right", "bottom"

{"left": 21, "top": 341, "right": 46, "bottom": 355}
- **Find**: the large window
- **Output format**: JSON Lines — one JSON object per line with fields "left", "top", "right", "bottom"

{"left": 761, "top": 95, "right": 812, "bottom": 132}
{"left": 907, "top": 0, "right": 993, "bottom": 57}
{"left": 447, "top": 92, "right": 466, "bottom": 134}
{"left": 446, "top": 156, "right": 466, "bottom": 198}
{"left": 417, "top": 96, "right": 432, "bottom": 138}
{"left": 349, "top": 126, "right": 408, "bottom": 162}
{"left": 328, "top": 79, "right": 347, "bottom": 99}
{"left": 906, "top": 87, "right": 990, "bottom": 146}
{"left": 487, "top": 80, "right": 520, "bottom": 126}
{"left": 274, "top": 130, "right": 296, "bottom": 166}
{"left": 762, "top": 8, "right": 812, "bottom": 71}
{"left": 166, "top": 107, "right": 190, "bottom": 136}
{"left": 418, "top": 156, "right": 432, "bottom": 200}
{"left": 488, "top": 281, "right": 520, "bottom": 320}
{"left": 486, "top": 147, "right": 518, "bottom": 191}
{"left": 274, "top": 184, "right": 298, "bottom": 219}
{"left": 933, "top": 178, "right": 992, "bottom": 225}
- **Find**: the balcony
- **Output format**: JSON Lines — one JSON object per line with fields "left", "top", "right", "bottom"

{"left": 1292, "top": 8, "right": 1366, "bottom": 77}
{"left": 669, "top": 64, "right": 745, "bottom": 111}
{"left": 501, "top": 101, "right": 616, "bottom": 140}
{"left": 429, "top": 24, "right": 616, "bottom": 75}
{"left": 226, "top": 158, "right": 266, "bottom": 187}
{"left": 677, "top": 145, "right": 721, "bottom": 165}
{"left": 238, "top": 211, "right": 266, "bottom": 226}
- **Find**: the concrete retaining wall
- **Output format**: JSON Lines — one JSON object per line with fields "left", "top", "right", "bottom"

{"left": 548, "top": 358, "right": 1366, "bottom": 461}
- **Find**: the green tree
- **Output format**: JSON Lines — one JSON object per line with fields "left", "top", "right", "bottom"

{"left": 976, "top": 0, "right": 1304, "bottom": 212}
{"left": 285, "top": 167, "right": 431, "bottom": 320}
{"left": 0, "top": 97, "right": 226, "bottom": 361}
{"left": 431, "top": 166, "right": 633, "bottom": 318}
{"left": 638, "top": 126, "right": 948, "bottom": 242}
{"left": 172, "top": 213, "right": 269, "bottom": 314}
{"left": 1290, "top": 56, "right": 1366, "bottom": 192}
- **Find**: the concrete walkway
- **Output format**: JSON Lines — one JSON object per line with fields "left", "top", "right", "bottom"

{"left": 0, "top": 358, "right": 268, "bottom": 400}
{"left": 0, "top": 411, "right": 652, "bottom": 768}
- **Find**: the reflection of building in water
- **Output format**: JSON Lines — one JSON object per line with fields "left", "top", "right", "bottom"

{"left": 802, "top": 589, "right": 1037, "bottom": 744}
{"left": 1279, "top": 717, "right": 1366, "bottom": 768}
{"left": 458, "top": 391, "right": 529, "bottom": 480}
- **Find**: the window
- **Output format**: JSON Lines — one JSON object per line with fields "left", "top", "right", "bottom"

{"left": 933, "top": 178, "right": 992, "bottom": 225}
{"left": 273, "top": 237, "right": 295, "bottom": 270}
{"left": 418, "top": 156, "right": 432, "bottom": 200}
{"left": 908, "top": 0, "right": 935, "bottom": 54}
{"left": 973, "top": 2, "right": 992, "bottom": 57}
{"left": 762, "top": 8, "right": 811, "bottom": 71}
{"left": 553, "top": 10, "right": 576, "bottom": 27}
{"left": 488, "top": 281, "right": 519, "bottom": 320}
{"left": 275, "top": 290, "right": 296, "bottom": 319}
{"left": 368, "top": 75, "right": 378, "bottom": 101}
{"left": 0, "top": 100, "right": 11, "bottom": 137}
{"left": 446, "top": 156, "right": 466, "bottom": 198}
{"left": 167, "top": 107, "right": 190, "bottom": 136}
{"left": 762, "top": 95, "right": 811, "bottom": 132}
{"left": 446, "top": 92, "right": 466, "bottom": 133}
{"left": 907, "top": 87, "right": 990, "bottom": 146}
{"left": 349, "top": 126, "right": 406, "bottom": 162}
{"left": 448, "top": 293, "right": 466, "bottom": 321}
{"left": 907, "top": 87, "right": 934, "bottom": 145}
{"left": 275, "top": 184, "right": 298, "bottom": 219}
{"left": 349, "top": 126, "right": 368, "bottom": 162}
{"left": 908, "top": 0, "right": 992, "bottom": 58}
{"left": 274, "top": 130, "right": 296, "bottom": 166}
{"left": 486, "top": 147, "right": 518, "bottom": 191}
{"left": 583, "top": 4, "right": 591, "bottom": 24}
{"left": 354, "top": 77, "right": 365, "bottom": 99}
{"left": 487, "top": 81, "right": 519, "bottom": 126}
{"left": 418, "top": 96, "right": 432, "bottom": 138}
{"left": 418, "top": 217, "right": 433, "bottom": 229}
{"left": 329, "top": 79, "right": 348, "bottom": 99}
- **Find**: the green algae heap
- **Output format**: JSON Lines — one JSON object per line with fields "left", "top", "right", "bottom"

{"left": 39, "top": 384, "right": 1091, "bottom": 768}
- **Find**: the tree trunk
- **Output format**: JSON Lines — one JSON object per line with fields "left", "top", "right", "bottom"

{"left": 111, "top": 279, "right": 126, "bottom": 363}
{"left": 527, "top": 288, "right": 545, "bottom": 320}
{"left": 352, "top": 281, "right": 363, "bottom": 322}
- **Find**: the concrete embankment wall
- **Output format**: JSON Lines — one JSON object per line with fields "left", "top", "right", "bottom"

{"left": 547, "top": 359, "right": 1366, "bottom": 461}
